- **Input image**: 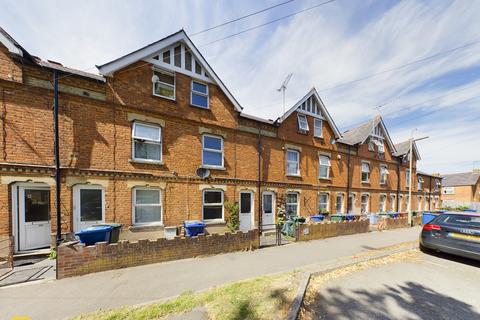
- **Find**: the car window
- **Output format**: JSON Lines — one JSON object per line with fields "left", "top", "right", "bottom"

{"left": 436, "top": 214, "right": 480, "bottom": 228}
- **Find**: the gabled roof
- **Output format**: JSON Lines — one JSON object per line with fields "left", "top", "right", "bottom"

{"left": 417, "top": 171, "right": 441, "bottom": 178}
{"left": 393, "top": 139, "right": 421, "bottom": 160}
{"left": 339, "top": 116, "right": 397, "bottom": 153}
{"left": 0, "top": 26, "right": 32, "bottom": 59}
{"left": 97, "top": 30, "right": 243, "bottom": 112}
{"left": 276, "top": 87, "right": 341, "bottom": 138}
{"left": 442, "top": 172, "right": 480, "bottom": 187}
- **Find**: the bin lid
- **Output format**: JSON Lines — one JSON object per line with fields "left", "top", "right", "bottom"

{"left": 310, "top": 215, "right": 325, "bottom": 219}
{"left": 75, "top": 225, "right": 113, "bottom": 235}
{"left": 184, "top": 220, "right": 206, "bottom": 227}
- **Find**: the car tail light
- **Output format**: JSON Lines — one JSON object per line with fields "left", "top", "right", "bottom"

{"left": 423, "top": 223, "right": 441, "bottom": 231}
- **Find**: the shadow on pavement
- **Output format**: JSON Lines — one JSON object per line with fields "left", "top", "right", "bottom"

{"left": 422, "top": 250, "right": 480, "bottom": 268}
{"left": 302, "top": 281, "right": 480, "bottom": 320}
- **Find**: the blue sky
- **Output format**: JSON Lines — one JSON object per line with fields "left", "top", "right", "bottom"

{"left": 1, "top": 0, "right": 479, "bottom": 174}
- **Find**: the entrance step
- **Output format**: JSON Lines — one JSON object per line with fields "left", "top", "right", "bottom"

{"left": 14, "top": 248, "right": 50, "bottom": 267}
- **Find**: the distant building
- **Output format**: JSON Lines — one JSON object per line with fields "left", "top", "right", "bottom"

{"left": 441, "top": 170, "right": 480, "bottom": 205}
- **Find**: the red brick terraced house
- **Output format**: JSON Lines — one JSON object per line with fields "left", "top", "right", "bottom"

{"left": 0, "top": 27, "right": 431, "bottom": 256}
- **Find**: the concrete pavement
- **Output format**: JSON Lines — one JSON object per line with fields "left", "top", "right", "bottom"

{"left": 301, "top": 250, "right": 480, "bottom": 319}
{"left": 0, "top": 226, "right": 421, "bottom": 320}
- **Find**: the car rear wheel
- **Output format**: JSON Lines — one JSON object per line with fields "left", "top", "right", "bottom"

{"left": 419, "top": 243, "right": 432, "bottom": 253}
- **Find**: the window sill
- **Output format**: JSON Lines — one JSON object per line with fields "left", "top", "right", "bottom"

{"left": 130, "top": 159, "right": 164, "bottom": 165}
{"left": 361, "top": 181, "right": 370, "bottom": 184}
{"left": 191, "top": 104, "right": 210, "bottom": 110}
{"left": 314, "top": 135, "right": 324, "bottom": 139}
{"left": 203, "top": 219, "right": 225, "bottom": 225}
{"left": 129, "top": 224, "right": 164, "bottom": 232}
{"left": 201, "top": 165, "right": 226, "bottom": 171}
{"left": 318, "top": 177, "right": 331, "bottom": 181}
{"left": 152, "top": 93, "right": 176, "bottom": 101}
{"left": 286, "top": 174, "right": 301, "bottom": 177}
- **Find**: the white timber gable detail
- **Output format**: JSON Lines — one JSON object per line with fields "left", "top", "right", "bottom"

{"left": 278, "top": 87, "right": 341, "bottom": 138}
{"left": 97, "top": 30, "right": 242, "bottom": 112}
{"left": 144, "top": 42, "right": 213, "bottom": 84}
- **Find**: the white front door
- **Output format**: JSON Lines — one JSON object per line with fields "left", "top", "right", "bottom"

{"left": 239, "top": 191, "right": 253, "bottom": 231}
{"left": 262, "top": 192, "right": 275, "bottom": 230}
{"left": 73, "top": 185, "right": 105, "bottom": 232}
{"left": 18, "top": 186, "right": 51, "bottom": 251}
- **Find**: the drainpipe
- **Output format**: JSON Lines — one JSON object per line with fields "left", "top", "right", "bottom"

{"left": 346, "top": 146, "right": 351, "bottom": 213}
{"left": 257, "top": 127, "right": 262, "bottom": 233}
{"left": 396, "top": 159, "right": 400, "bottom": 211}
{"left": 53, "top": 70, "right": 61, "bottom": 247}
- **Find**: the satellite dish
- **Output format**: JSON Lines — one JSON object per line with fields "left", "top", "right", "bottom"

{"left": 196, "top": 167, "right": 211, "bottom": 179}
{"left": 330, "top": 138, "right": 336, "bottom": 145}
{"left": 151, "top": 75, "right": 159, "bottom": 83}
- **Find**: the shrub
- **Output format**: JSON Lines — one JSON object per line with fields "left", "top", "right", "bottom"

{"left": 225, "top": 201, "right": 240, "bottom": 232}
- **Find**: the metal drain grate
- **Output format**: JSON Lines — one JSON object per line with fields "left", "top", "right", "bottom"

{"left": 0, "top": 266, "right": 52, "bottom": 287}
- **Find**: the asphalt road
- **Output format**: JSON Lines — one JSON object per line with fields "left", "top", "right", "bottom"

{"left": 302, "top": 250, "right": 480, "bottom": 320}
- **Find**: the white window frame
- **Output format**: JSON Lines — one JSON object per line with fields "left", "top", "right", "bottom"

{"left": 418, "top": 176, "right": 424, "bottom": 190}
{"left": 319, "top": 155, "right": 331, "bottom": 179}
{"left": 347, "top": 193, "right": 355, "bottom": 213}
{"left": 379, "top": 194, "right": 387, "bottom": 212}
{"left": 314, "top": 118, "right": 323, "bottom": 138}
{"left": 318, "top": 193, "right": 329, "bottom": 212}
{"left": 286, "top": 192, "right": 299, "bottom": 216}
{"left": 361, "top": 162, "right": 370, "bottom": 183}
{"left": 435, "top": 179, "right": 441, "bottom": 191}
{"left": 443, "top": 187, "right": 454, "bottom": 195}
{"left": 417, "top": 196, "right": 422, "bottom": 211}
{"left": 132, "top": 122, "right": 162, "bottom": 163}
{"left": 335, "top": 193, "right": 344, "bottom": 214}
{"left": 297, "top": 114, "right": 309, "bottom": 132}
{"left": 132, "top": 187, "right": 162, "bottom": 226}
{"left": 406, "top": 169, "right": 411, "bottom": 188}
{"left": 390, "top": 195, "right": 396, "bottom": 211}
{"left": 202, "top": 189, "right": 224, "bottom": 222}
{"left": 202, "top": 134, "right": 224, "bottom": 169}
{"left": 380, "top": 165, "right": 388, "bottom": 185}
{"left": 360, "top": 193, "right": 370, "bottom": 214}
{"left": 152, "top": 69, "right": 175, "bottom": 100}
{"left": 286, "top": 149, "right": 300, "bottom": 176}
{"left": 191, "top": 80, "right": 209, "bottom": 109}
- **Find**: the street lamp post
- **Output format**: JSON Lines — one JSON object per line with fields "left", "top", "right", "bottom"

{"left": 407, "top": 134, "right": 429, "bottom": 226}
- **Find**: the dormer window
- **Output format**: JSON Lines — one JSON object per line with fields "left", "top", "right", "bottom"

{"left": 297, "top": 114, "right": 309, "bottom": 133}
{"left": 153, "top": 69, "right": 175, "bottom": 100}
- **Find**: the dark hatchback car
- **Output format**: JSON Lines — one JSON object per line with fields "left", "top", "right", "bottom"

{"left": 420, "top": 212, "right": 480, "bottom": 261}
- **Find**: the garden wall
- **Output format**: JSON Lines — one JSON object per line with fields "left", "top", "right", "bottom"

{"left": 296, "top": 220, "right": 370, "bottom": 242}
{"left": 57, "top": 230, "right": 259, "bottom": 279}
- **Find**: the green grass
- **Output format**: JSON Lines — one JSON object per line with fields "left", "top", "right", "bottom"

{"left": 72, "top": 272, "right": 299, "bottom": 320}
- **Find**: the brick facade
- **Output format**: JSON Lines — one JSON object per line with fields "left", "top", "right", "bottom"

{"left": 0, "top": 29, "right": 434, "bottom": 256}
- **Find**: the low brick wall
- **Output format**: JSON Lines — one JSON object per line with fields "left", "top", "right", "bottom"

{"left": 296, "top": 220, "right": 370, "bottom": 242}
{"left": 58, "top": 230, "right": 259, "bottom": 279}
{"left": 383, "top": 217, "right": 409, "bottom": 230}
{"left": 413, "top": 215, "right": 422, "bottom": 226}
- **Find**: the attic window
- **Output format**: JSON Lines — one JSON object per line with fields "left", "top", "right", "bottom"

{"left": 297, "top": 114, "right": 309, "bottom": 132}
{"left": 162, "top": 51, "right": 170, "bottom": 64}
{"left": 174, "top": 45, "right": 181, "bottom": 67}
{"left": 300, "top": 97, "right": 321, "bottom": 116}
{"left": 185, "top": 48, "right": 192, "bottom": 71}
{"left": 153, "top": 69, "right": 175, "bottom": 100}
{"left": 195, "top": 59, "right": 202, "bottom": 75}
